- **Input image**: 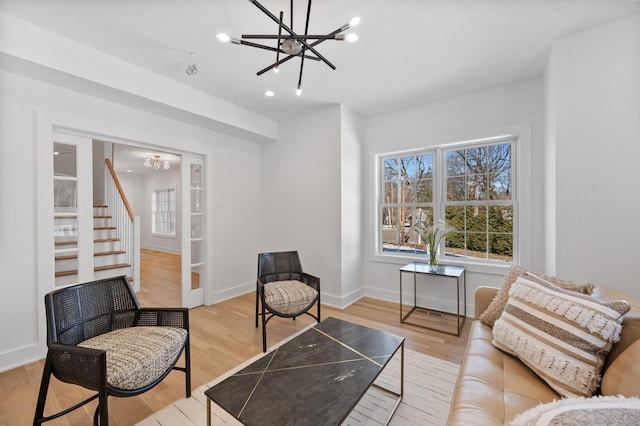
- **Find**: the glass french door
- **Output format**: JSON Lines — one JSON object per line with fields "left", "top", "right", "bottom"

{"left": 52, "top": 132, "right": 94, "bottom": 286}
{"left": 181, "top": 155, "right": 205, "bottom": 308}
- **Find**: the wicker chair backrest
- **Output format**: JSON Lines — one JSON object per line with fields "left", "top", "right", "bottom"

{"left": 258, "top": 251, "right": 303, "bottom": 284}
{"left": 45, "top": 276, "right": 139, "bottom": 346}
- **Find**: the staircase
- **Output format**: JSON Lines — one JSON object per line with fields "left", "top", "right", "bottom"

{"left": 54, "top": 205, "right": 132, "bottom": 286}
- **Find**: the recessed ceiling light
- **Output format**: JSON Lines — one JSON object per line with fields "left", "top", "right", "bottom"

{"left": 264, "top": 90, "right": 275, "bottom": 97}
{"left": 126, "top": 169, "right": 132, "bottom": 173}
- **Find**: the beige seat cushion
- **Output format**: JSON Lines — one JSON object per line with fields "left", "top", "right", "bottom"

{"left": 264, "top": 280, "right": 318, "bottom": 316}
{"left": 79, "top": 326, "right": 187, "bottom": 390}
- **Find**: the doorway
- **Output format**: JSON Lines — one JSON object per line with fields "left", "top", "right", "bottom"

{"left": 110, "top": 144, "right": 205, "bottom": 308}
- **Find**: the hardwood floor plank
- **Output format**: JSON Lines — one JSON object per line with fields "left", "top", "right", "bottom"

{"left": 0, "top": 251, "right": 471, "bottom": 425}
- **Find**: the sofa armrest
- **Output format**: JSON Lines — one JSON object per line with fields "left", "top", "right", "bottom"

{"left": 475, "top": 286, "right": 499, "bottom": 319}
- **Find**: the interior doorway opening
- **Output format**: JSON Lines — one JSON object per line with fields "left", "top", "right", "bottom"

{"left": 95, "top": 141, "right": 204, "bottom": 308}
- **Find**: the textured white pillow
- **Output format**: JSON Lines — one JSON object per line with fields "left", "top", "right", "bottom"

{"left": 492, "top": 272, "right": 629, "bottom": 397}
{"left": 509, "top": 395, "right": 640, "bottom": 426}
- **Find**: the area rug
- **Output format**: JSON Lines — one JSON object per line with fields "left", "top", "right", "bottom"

{"left": 137, "top": 343, "right": 459, "bottom": 426}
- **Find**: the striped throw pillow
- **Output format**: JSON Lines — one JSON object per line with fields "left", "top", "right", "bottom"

{"left": 492, "top": 272, "right": 630, "bottom": 397}
{"left": 479, "top": 265, "right": 594, "bottom": 328}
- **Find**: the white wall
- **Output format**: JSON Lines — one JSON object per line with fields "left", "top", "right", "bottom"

{"left": 120, "top": 168, "right": 183, "bottom": 254}
{"left": 143, "top": 168, "right": 182, "bottom": 254}
{"left": 0, "top": 70, "right": 262, "bottom": 372}
{"left": 118, "top": 172, "right": 145, "bottom": 225}
{"left": 362, "top": 77, "right": 545, "bottom": 313}
{"left": 548, "top": 15, "right": 640, "bottom": 296}
{"left": 340, "top": 107, "right": 365, "bottom": 305}
{"left": 260, "top": 106, "right": 344, "bottom": 305}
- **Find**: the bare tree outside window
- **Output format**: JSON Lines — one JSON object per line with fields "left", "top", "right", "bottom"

{"left": 379, "top": 139, "right": 515, "bottom": 263}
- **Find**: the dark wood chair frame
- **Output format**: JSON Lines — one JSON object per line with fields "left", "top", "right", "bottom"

{"left": 256, "top": 251, "right": 321, "bottom": 352}
{"left": 33, "top": 275, "right": 191, "bottom": 426}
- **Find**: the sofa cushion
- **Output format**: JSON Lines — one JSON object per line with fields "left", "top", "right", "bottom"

{"left": 448, "top": 321, "right": 559, "bottom": 426}
{"left": 79, "top": 326, "right": 187, "bottom": 390}
{"left": 492, "top": 272, "right": 630, "bottom": 397}
{"left": 479, "top": 265, "right": 593, "bottom": 328}
{"left": 508, "top": 395, "right": 640, "bottom": 426}
{"left": 263, "top": 280, "right": 318, "bottom": 315}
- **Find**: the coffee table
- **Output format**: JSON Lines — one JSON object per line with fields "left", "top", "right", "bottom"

{"left": 205, "top": 317, "right": 405, "bottom": 425}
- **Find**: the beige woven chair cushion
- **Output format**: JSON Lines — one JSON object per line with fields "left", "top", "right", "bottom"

{"left": 264, "top": 280, "right": 318, "bottom": 315}
{"left": 79, "top": 326, "right": 187, "bottom": 390}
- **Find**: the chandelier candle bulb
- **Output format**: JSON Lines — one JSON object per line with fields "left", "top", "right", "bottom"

{"left": 216, "top": 33, "right": 230, "bottom": 43}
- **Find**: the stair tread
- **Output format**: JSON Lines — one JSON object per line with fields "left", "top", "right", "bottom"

{"left": 94, "top": 227, "right": 117, "bottom": 230}
{"left": 55, "top": 238, "right": 120, "bottom": 246}
{"left": 55, "top": 254, "right": 77, "bottom": 261}
{"left": 56, "top": 263, "right": 131, "bottom": 277}
{"left": 94, "top": 250, "right": 126, "bottom": 256}
{"left": 55, "top": 250, "right": 126, "bottom": 260}
{"left": 94, "top": 263, "right": 130, "bottom": 272}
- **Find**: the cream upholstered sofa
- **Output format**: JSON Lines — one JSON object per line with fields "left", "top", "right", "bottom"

{"left": 448, "top": 270, "right": 640, "bottom": 425}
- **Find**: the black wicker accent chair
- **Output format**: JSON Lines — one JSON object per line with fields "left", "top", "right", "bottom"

{"left": 256, "top": 251, "right": 320, "bottom": 352}
{"left": 33, "top": 275, "right": 191, "bottom": 426}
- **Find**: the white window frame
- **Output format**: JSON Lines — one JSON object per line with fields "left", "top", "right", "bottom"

{"left": 369, "top": 125, "right": 532, "bottom": 273}
{"left": 152, "top": 187, "right": 176, "bottom": 237}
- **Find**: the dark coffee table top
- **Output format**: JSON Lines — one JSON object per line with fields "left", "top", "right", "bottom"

{"left": 205, "top": 317, "right": 405, "bottom": 425}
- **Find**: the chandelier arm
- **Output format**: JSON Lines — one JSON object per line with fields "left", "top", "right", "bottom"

{"left": 255, "top": 25, "right": 340, "bottom": 76}
{"left": 239, "top": 40, "right": 285, "bottom": 54}
{"left": 242, "top": 34, "right": 344, "bottom": 40}
{"left": 256, "top": 54, "right": 320, "bottom": 76}
{"left": 297, "top": 0, "right": 312, "bottom": 90}
{"left": 248, "top": 0, "right": 336, "bottom": 70}
{"left": 276, "top": 11, "right": 283, "bottom": 66}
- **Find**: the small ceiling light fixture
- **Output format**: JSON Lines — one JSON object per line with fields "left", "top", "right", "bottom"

{"left": 144, "top": 155, "right": 170, "bottom": 170}
{"left": 186, "top": 52, "right": 199, "bottom": 76}
{"left": 264, "top": 90, "right": 275, "bottom": 97}
{"left": 218, "top": 0, "right": 360, "bottom": 95}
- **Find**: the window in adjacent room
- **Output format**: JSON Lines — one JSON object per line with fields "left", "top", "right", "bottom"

{"left": 378, "top": 137, "right": 516, "bottom": 264}
{"left": 152, "top": 188, "right": 176, "bottom": 236}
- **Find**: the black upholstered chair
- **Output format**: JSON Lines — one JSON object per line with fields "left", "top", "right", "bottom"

{"left": 33, "top": 275, "right": 191, "bottom": 426}
{"left": 256, "top": 251, "right": 321, "bottom": 352}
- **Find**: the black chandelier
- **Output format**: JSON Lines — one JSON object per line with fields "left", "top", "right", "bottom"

{"left": 217, "top": 0, "right": 360, "bottom": 96}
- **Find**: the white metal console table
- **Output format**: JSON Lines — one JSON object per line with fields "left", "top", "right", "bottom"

{"left": 399, "top": 262, "right": 466, "bottom": 336}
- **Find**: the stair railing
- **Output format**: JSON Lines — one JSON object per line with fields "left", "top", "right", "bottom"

{"left": 105, "top": 158, "right": 140, "bottom": 286}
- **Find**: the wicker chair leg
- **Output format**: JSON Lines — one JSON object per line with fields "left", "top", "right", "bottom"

{"left": 261, "top": 300, "right": 268, "bottom": 353}
{"left": 33, "top": 356, "right": 52, "bottom": 425}
{"left": 185, "top": 337, "right": 192, "bottom": 398}
{"left": 96, "top": 387, "right": 108, "bottom": 426}
{"left": 255, "top": 282, "right": 260, "bottom": 328}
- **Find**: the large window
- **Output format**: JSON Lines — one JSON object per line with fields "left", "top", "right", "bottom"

{"left": 152, "top": 188, "right": 176, "bottom": 236}
{"left": 379, "top": 138, "right": 516, "bottom": 264}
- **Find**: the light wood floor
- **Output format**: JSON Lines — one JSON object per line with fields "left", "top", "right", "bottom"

{"left": 0, "top": 250, "right": 471, "bottom": 425}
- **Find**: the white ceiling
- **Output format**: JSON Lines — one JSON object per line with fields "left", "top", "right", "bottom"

{"left": 112, "top": 144, "right": 181, "bottom": 176}
{"left": 1, "top": 0, "right": 639, "bottom": 123}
